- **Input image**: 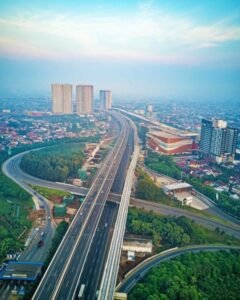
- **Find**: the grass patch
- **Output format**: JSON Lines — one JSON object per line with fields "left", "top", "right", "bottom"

{"left": 31, "top": 185, "right": 71, "bottom": 202}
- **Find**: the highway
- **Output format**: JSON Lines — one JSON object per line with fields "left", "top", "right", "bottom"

{"left": 1, "top": 113, "right": 133, "bottom": 300}
{"left": 2, "top": 152, "right": 90, "bottom": 196}
{"left": 140, "top": 163, "right": 240, "bottom": 226}
{"left": 4, "top": 152, "right": 240, "bottom": 239}
{"left": 7, "top": 151, "right": 238, "bottom": 231}
{"left": 2, "top": 158, "right": 56, "bottom": 263}
{"left": 130, "top": 198, "right": 240, "bottom": 239}
{"left": 1, "top": 122, "right": 135, "bottom": 300}
{"left": 32, "top": 112, "right": 131, "bottom": 299}
{"left": 116, "top": 245, "right": 240, "bottom": 294}
{"left": 74, "top": 126, "right": 135, "bottom": 300}
{"left": 77, "top": 201, "right": 118, "bottom": 300}
{"left": 2, "top": 150, "right": 122, "bottom": 201}
{"left": 98, "top": 118, "right": 140, "bottom": 300}
{"left": 2, "top": 113, "right": 240, "bottom": 299}
{"left": 0, "top": 164, "right": 56, "bottom": 300}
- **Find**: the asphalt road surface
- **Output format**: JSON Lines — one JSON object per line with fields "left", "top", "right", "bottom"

{"left": 141, "top": 164, "right": 240, "bottom": 226}
{"left": 32, "top": 112, "right": 131, "bottom": 300}
{"left": 74, "top": 127, "right": 134, "bottom": 300}
{"left": 130, "top": 198, "right": 240, "bottom": 239}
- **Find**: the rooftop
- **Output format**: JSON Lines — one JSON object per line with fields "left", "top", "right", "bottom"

{"left": 0, "top": 261, "right": 43, "bottom": 281}
{"left": 164, "top": 182, "right": 192, "bottom": 191}
{"left": 148, "top": 130, "right": 179, "bottom": 139}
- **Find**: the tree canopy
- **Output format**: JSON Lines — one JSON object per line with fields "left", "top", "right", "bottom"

{"left": 145, "top": 151, "right": 181, "bottom": 180}
{"left": 127, "top": 208, "right": 239, "bottom": 250}
{"left": 129, "top": 250, "right": 240, "bottom": 300}
{"left": 135, "top": 169, "right": 182, "bottom": 208}
{"left": 20, "top": 144, "right": 85, "bottom": 182}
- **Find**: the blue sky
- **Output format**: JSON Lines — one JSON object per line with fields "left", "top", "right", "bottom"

{"left": 0, "top": 0, "right": 240, "bottom": 100}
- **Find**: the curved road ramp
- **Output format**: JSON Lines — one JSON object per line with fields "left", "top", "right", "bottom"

{"left": 116, "top": 245, "right": 240, "bottom": 295}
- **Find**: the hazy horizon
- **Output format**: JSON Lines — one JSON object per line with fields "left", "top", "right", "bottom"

{"left": 0, "top": 0, "right": 240, "bottom": 100}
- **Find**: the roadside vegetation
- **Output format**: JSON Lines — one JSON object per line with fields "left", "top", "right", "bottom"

{"left": 129, "top": 250, "right": 240, "bottom": 300}
{"left": 0, "top": 136, "right": 98, "bottom": 263}
{"left": 127, "top": 208, "right": 240, "bottom": 251}
{"left": 135, "top": 168, "right": 218, "bottom": 219}
{"left": 44, "top": 221, "right": 69, "bottom": 267}
{"left": 187, "top": 176, "right": 240, "bottom": 220}
{"left": 145, "top": 151, "right": 181, "bottom": 179}
{"left": 31, "top": 185, "right": 71, "bottom": 202}
{"left": 20, "top": 143, "right": 85, "bottom": 182}
{"left": 0, "top": 151, "right": 32, "bottom": 263}
{"left": 136, "top": 168, "right": 182, "bottom": 208}
{"left": 145, "top": 150, "right": 240, "bottom": 220}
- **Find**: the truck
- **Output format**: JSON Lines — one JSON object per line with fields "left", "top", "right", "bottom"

{"left": 78, "top": 284, "right": 85, "bottom": 299}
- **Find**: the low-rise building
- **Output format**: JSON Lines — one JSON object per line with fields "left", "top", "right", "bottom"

{"left": 53, "top": 203, "right": 67, "bottom": 217}
{"left": 163, "top": 182, "right": 193, "bottom": 194}
{"left": 122, "top": 235, "right": 152, "bottom": 254}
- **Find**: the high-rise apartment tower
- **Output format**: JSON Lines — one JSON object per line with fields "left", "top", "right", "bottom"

{"left": 200, "top": 119, "right": 238, "bottom": 163}
{"left": 99, "top": 90, "right": 112, "bottom": 110}
{"left": 200, "top": 119, "right": 213, "bottom": 155}
{"left": 76, "top": 85, "right": 93, "bottom": 114}
{"left": 51, "top": 84, "right": 73, "bottom": 114}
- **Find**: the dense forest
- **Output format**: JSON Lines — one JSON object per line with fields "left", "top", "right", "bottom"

{"left": 145, "top": 151, "right": 240, "bottom": 220}
{"left": 20, "top": 143, "right": 85, "bottom": 182}
{"left": 127, "top": 208, "right": 239, "bottom": 250}
{"left": 129, "top": 250, "right": 240, "bottom": 300}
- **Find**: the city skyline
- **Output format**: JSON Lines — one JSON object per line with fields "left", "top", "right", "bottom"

{"left": 0, "top": 2, "right": 240, "bottom": 298}
{"left": 0, "top": 0, "right": 240, "bottom": 100}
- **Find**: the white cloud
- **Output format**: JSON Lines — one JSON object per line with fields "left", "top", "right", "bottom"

{"left": 0, "top": 6, "right": 240, "bottom": 64}
{"left": 0, "top": 37, "right": 61, "bottom": 59}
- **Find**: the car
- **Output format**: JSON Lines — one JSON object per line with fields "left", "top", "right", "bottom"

{"left": 37, "top": 240, "right": 44, "bottom": 248}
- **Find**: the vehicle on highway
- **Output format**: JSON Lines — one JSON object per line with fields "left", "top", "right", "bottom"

{"left": 37, "top": 240, "right": 44, "bottom": 248}
{"left": 78, "top": 284, "right": 85, "bottom": 299}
